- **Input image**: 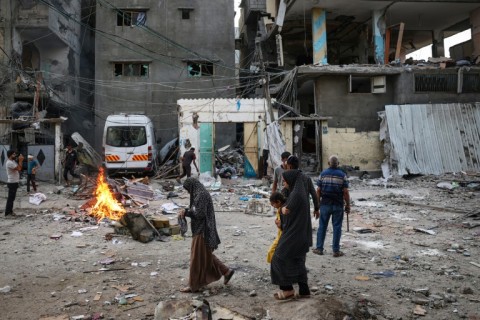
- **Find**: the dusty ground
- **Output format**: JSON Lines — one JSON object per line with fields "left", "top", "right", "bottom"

{"left": 0, "top": 173, "right": 479, "bottom": 320}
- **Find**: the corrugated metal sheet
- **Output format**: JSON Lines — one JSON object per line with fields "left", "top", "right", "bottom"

{"left": 384, "top": 103, "right": 480, "bottom": 175}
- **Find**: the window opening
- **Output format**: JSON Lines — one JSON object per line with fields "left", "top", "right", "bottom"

{"left": 349, "top": 76, "right": 371, "bottom": 93}
{"left": 187, "top": 62, "right": 213, "bottom": 77}
{"left": 182, "top": 9, "right": 190, "bottom": 19}
{"left": 117, "top": 10, "right": 147, "bottom": 27}
{"left": 114, "top": 63, "right": 149, "bottom": 77}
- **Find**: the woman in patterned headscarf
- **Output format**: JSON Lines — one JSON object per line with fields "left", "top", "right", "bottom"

{"left": 270, "top": 169, "right": 312, "bottom": 300}
{"left": 178, "top": 177, "right": 234, "bottom": 292}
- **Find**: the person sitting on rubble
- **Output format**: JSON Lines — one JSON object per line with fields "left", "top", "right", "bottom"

{"left": 177, "top": 177, "right": 235, "bottom": 293}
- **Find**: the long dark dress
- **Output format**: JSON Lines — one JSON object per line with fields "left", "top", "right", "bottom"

{"left": 183, "top": 178, "right": 228, "bottom": 292}
{"left": 271, "top": 169, "right": 311, "bottom": 287}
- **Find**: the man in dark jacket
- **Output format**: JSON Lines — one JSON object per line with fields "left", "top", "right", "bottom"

{"left": 176, "top": 147, "right": 199, "bottom": 183}
{"left": 63, "top": 144, "right": 80, "bottom": 186}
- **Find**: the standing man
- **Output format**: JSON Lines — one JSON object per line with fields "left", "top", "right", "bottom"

{"left": 176, "top": 147, "right": 199, "bottom": 183}
{"left": 5, "top": 150, "right": 24, "bottom": 217}
{"left": 313, "top": 155, "right": 350, "bottom": 257}
{"left": 63, "top": 144, "right": 80, "bottom": 186}
{"left": 27, "top": 154, "right": 40, "bottom": 193}
{"left": 271, "top": 151, "right": 291, "bottom": 193}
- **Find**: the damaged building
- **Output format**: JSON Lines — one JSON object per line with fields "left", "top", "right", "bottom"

{"left": 237, "top": 0, "right": 480, "bottom": 175}
{"left": 94, "top": 0, "right": 236, "bottom": 150}
{"left": 0, "top": 0, "right": 96, "bottom": 181}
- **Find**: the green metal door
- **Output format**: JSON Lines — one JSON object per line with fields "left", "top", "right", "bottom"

{"left": 199, "top": 123, "right": 213, "bottom": 173}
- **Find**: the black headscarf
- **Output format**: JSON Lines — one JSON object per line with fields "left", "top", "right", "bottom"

{"left": 183, "top": 178, "right": 221, "bottom": 250}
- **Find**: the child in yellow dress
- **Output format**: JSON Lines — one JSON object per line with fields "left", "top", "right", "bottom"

{"left": 267, "top": 192, "right": 286, "bottom": 263}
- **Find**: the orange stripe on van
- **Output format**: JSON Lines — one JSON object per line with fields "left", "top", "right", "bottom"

{"left": 132, "top": 154, "right": 148, "bottom": 161}
{"left": 105, "top": 155, "right": 120, "bottom": 162}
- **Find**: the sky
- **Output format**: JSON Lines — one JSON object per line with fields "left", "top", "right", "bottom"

{"left": 406, "top": 29, "right": 472, "bottom": 60}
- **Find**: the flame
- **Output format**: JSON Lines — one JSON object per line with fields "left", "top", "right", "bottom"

{"left": 90, "top": 167, "right": 126, "bottom": 221}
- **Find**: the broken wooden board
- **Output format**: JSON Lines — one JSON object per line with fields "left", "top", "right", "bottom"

{"left": 414, "top": 227, "right": 436, "bottom": 235}
{"left": 124, "top": 181, "right": 154, "bottom": 200}
{"left": 392, "top": 200, "right": 469, "bottom": 214}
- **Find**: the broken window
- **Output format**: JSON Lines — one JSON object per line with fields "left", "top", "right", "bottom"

{"left": 117, "top": 10, "right": 147, "bottom": 27}
{"left": 349, "top": 76, "right": 371, "bottom": 93}
{"left": 187, "top": 62, "right": 213, "bottom": 77}
{"left": 114, "top": 63, "right": 149, "bottom": 77}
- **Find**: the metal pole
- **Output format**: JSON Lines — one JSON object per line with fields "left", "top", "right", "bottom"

{"left": 55, "top": 122, "right": 63, "bottom": 184}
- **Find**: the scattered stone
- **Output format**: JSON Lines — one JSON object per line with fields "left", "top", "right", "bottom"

{"left": 461, "top": 287, "right": 473, "bottom": 294}
{"left": 411, "top": 293, "right": 429, "bottom": 305}
{"left": 413, "top": 305, "right": 426, "bottom": 316}
{"left": 0, "top": 286, "right": 12, "bottom": 293}
{"left": 249, "top": 290, "right": 257, "bottom": 297}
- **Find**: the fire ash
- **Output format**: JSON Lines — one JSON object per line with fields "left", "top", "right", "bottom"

{"left": 90, "top": 168, "right": 126, "bottom": 221}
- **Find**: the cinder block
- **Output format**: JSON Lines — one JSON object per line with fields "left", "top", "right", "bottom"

{"left": 150, "top": 216, "right": 170, "bottom": 228}
{"left": 170, "top": 225, "right": 181, "bottom": 235}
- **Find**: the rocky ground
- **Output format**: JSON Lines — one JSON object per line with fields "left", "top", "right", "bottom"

{"left": 0, "top": 172, "right": 479, "bottom": 320}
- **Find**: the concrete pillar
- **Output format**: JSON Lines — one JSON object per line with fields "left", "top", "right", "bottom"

{"left": 432, "top": 30, "right": 445, "bottom": 58}
{"left": 320, "top": 120, "right": 329, "bottom": 170}
{"left": 471, "top": 7, "right": 480, "bottom": 60}
{"left": 372, "top": 10, "right": 386, "bottom": 64}
{"left": 312, "top": 8, "right": 328, "bottom": 65}
{"left": 55, "top": 122, "right": 63, "bottom": 184}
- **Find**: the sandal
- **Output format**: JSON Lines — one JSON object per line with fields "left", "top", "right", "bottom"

{"left": 179, "top": 287, "right": 192, "bottom": 293}
{"left": 333, "top": 251, "right": 344, "bottom": 257}
{"left": 224, "top": 269, "right": 235, "bottom": 285}
{"left": 274, "top": 290, "right": 295, "bottom": 300}
{"left": 312, "top": 248, "right": 324, "bottom": 255}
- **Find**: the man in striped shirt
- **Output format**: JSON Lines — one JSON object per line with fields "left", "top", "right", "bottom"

{"left": 312, "top": 155, "right": 350, "bottom": 257}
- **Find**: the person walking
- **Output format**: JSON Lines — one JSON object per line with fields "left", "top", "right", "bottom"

{"left": 176, "top": 147, "right": 199, "bottom": 183}
{"left": 285, "top": 155, "right": 320, "bottom": 219}
{"left": 270, "top": 170, "right": 312, "bottom": 300}
{"left": 27, "top": 154, "right": 40, "bottom": 193}
{"left": 271, "top": 151, "right": 291, "bottom": 193}
{"left": 313, "top": 155, "right": 350, "bottom": 257}
{"left": 266, "top": 192, "right": 286, "bottom": 263}
{"left": 63, "top": 144, "right": 80, "bottom": 186}
{"left": 5, "top": 150, "right": 24, "bottom": 217}
{"left": 178, "top": 177, "right": 234, "bottom": 293}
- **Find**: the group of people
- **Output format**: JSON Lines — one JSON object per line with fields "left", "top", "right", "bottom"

{"left": 4, "top": 143, "right": 83, "bottom": 218}
{"left": 176, "top": 150, "right": 350, "bottom": 301}
{"left": 267, "top": 152, "right": 350, "bottom": 299}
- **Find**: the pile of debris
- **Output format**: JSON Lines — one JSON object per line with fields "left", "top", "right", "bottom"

{"left": 215, "top": 145, "right": 245, "bottom": 178}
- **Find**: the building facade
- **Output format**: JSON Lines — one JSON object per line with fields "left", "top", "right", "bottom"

{"left": 238, "top": 0, "right": 480, "bottom": 173}
{"left": 94, "top": 0, "right": 236, "bottom": 150}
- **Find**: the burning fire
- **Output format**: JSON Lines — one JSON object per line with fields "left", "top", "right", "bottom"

{"left": 90, "top": 168, "right": 126, "bottom": 221}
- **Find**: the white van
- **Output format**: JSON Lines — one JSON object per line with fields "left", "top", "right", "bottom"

{"left": 103, "top": 113, "right": 159, "bottom": 176}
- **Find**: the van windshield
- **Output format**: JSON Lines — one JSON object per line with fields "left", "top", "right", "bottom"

{"left": 106, "top": 126, "right": 147, "bottom": 147}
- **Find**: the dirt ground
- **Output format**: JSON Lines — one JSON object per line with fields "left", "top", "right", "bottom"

{"left": 0, "top": 173, "right": 479, "bottom": 320}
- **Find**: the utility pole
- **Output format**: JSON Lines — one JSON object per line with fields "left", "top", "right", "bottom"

{"left": 256, "top": 39, "right": 274, "bottom": 124}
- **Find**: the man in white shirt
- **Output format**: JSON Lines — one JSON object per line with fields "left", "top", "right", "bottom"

{"left": 5, "top": 150, "right": 24, "bottom": 217}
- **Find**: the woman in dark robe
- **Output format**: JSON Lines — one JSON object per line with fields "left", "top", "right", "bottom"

{"left": 270, "top": 169, "right": 312, "bottom": 299}
{"left": 178, "top": 178, "right": 234, "bottom": 292}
